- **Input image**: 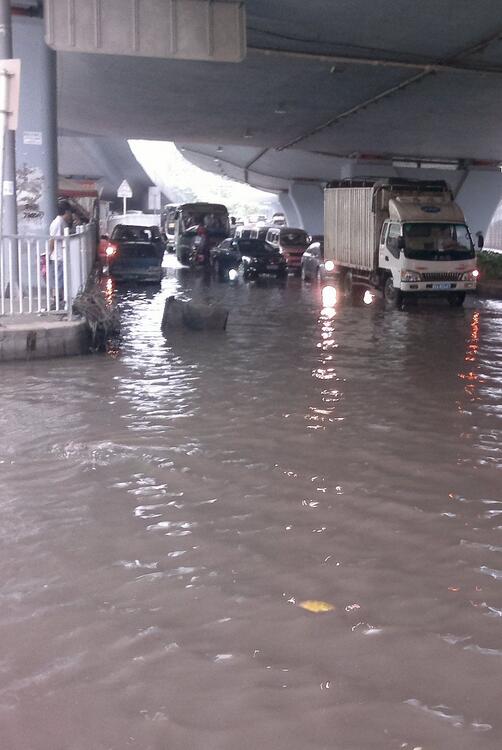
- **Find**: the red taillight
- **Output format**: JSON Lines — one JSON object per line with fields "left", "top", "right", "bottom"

{"left": 106, "top": 244, "right": 118, "bottom": 258}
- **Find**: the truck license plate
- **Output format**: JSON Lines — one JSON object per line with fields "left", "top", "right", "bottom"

{"left": 432, "top": 282, "right": 452, "bottom": 290}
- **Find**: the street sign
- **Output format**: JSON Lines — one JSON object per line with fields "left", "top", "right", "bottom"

{"left": 148, "top": 186, "right": 161, "bottom": 211}
{"left": 117, "top": 179, "right": 132, "bottom": 198}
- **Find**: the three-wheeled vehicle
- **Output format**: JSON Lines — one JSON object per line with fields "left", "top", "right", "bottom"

{"left": 171, "top": 202, "right": 230, "bottom": 266}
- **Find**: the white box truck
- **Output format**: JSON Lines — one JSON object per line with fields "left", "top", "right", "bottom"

{"left": 324, "top": 179, "right": 478, "bottom": 306}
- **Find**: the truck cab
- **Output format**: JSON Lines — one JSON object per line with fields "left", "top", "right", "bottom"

{"left": 378, "top": 190, "right": 477, "bottom": 306}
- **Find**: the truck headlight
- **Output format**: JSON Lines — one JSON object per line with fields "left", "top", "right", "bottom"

{"left": 324, "top": 260, "right": 335, "bottom": 272}
{"left": 401, "top": 270, "right": 422, "bottom": 282}
{"left": 462, "top": 270, "right": 479, "bottom": 281}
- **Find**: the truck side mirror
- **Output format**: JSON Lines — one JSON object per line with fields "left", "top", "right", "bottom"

{"left": 477, "top": 233, "right": 484, "bottom": 250}
{"left": 397, "top": 236, "right": 405, "bottom": 250}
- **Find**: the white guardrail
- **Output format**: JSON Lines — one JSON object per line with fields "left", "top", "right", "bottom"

{"left": 0, "top": 224, "right": 96, "bottom": 319}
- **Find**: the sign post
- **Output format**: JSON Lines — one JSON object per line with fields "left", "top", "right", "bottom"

{"left": 0, "top": 58, "right": 20, "bottom": 241}
{"left": 117, "top": 179, "right": 132, "bottom": 216}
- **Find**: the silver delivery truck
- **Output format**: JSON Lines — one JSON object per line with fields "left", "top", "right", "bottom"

{"left": 324, "top": 179, "right": 478, "bottom": 307}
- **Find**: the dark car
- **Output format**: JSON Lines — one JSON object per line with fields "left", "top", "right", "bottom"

{"left": 210, "top": 237, "right": 242, "bottom": 279}
{"left": 102, "top": 224, "right": 164, "bottom": 282}
{"left": 301, "top": 237, "right": 338, "bottom": 282}
{"left": 238, "top": 238, "right": 287, "bottom": 280}
{"left": 301, "top": 238, "right": 324, "bottom": 281}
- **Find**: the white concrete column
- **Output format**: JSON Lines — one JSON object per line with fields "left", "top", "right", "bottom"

{"left": 286, "top": 182, "right": 324, "bottom": 234}
{"left": 279, "top": 190, "right": 301, "bottom": 229}
{"left": 454, "top": 170, "right": 502, "bottom": 239}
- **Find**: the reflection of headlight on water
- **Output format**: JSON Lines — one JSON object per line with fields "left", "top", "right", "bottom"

{"left": 322, "top": 285, "right": 337, "bottom": 307}
{"left": 363, "top": 290, "right": 374, "bottom": 305}
{"left": 105, "top": 277, "right": 114, "bottom": 303}
{"left": 321, "top": 307, "right": 336, "bottom": 319}
{"left": 228, "top": 269, "right": 238, "bottom": 281}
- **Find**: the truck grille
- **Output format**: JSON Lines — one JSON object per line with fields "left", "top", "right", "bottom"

{"left": 421, "top": 272, "right": 463, "bottom": 282}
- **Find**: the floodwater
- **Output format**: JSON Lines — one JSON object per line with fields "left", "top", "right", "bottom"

{"left": 1, "top": 262, "right": 502, "bottom": 750}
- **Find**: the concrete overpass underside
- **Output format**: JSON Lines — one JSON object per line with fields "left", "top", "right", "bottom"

{"left": 18, "top": 1, "right": 502, "bottom": 232}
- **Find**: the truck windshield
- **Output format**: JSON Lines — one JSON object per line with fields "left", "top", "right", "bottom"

{"left": 403, "top": 223, "right": 474, "bottom": 260}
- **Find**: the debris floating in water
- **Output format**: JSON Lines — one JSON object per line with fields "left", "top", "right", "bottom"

{"left": 298, "top": 600, "right": 335, "bottom": 613}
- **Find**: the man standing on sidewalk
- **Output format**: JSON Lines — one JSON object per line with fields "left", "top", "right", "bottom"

{"left": 49, "top": 201, "right": 73, "bottom": 303}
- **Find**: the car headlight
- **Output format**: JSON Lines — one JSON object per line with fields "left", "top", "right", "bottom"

{"left": 324, "top": 260, "right": 335, "bottom": 272}
{"left": 401, "top": 270, "right": 422, "bottom": 282}
{"left": 462, "top": 270, "right": 479, "bottom": 281}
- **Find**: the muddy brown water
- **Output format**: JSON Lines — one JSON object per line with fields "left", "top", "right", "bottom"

{"left": 1, "top": 267, "right": 502, "bottom": 750}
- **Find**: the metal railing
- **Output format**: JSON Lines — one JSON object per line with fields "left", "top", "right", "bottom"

{"left": 0, "top": 224, "right": 96, "bottom": 319}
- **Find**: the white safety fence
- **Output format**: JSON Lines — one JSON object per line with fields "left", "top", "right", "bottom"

{"left": 0, "top": 224, "right": 96, "bottom": 319}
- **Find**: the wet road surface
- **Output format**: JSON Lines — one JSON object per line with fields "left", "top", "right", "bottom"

{"left": 1, "top": 264, "right": 502, "bottom": 750}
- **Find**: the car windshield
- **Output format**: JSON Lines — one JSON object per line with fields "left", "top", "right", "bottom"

{"left": 111, "top": 225, "right": 157, "bottom": 242}
{"left": 237, "top": 239, "right": 271, "bottom": 256}
{"left": 280, "top": 230, "right": 309, "bottom": 248}
{"left": 403, "top": 223, "right": 474, "bottom": 260}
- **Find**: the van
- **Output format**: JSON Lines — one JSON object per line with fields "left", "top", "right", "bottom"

{"left": 234, "top": 225, "right": 253, "bottom": 240}
{"left": 265, "top": 227, "right": 309, "bottom": 273}
{"left": 250, "top": 225, "right": 274, "bottom": 241}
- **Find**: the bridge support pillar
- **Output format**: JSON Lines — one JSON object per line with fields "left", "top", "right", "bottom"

{"left": 281, "top": 182, "right": 324, "bottom": 234}
{"left": 13, "top": 14, "right": 58, "bottom": 234}
{"left": 279, "top": 191, "right": 301, "bottom": 229}
{"left": 454, "top": 170, "right": 502, "bottom": 240}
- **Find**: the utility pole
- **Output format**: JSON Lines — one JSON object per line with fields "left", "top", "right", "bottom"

{"left": 0, "top": 0, "right": 18, "bottom": 240}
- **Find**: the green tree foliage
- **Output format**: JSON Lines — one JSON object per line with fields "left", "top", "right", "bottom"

{"left": 477, "top": 250, "right": 502, "bottom": 279}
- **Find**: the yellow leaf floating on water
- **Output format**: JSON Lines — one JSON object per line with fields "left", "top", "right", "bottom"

{"left": 298, "top": 600, "right": 335, "bottom": 613}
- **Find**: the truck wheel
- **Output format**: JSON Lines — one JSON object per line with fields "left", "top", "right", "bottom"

{"left": 384, "top": 275, "right": 403, "bottom": 308}
{"left": 448, "top": 291, "right": 466, "bottom": 307}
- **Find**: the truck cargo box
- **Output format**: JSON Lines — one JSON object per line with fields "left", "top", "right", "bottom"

{"left": 324, "top": 187, "right": 377, "bottom": 271}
